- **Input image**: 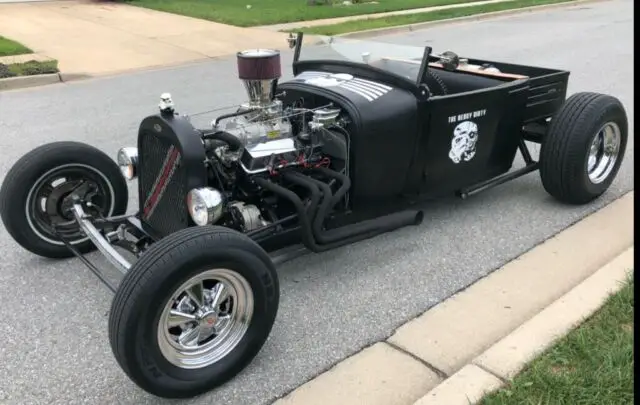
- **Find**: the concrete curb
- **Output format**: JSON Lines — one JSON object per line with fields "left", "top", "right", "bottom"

{"left": 336, "top": 0, "right": 609, "bottom": 39}
{"left": 0, "top": 73, "right": 62, "bottom": 91}
{"left": 271, "top": 191, "right": 634, "bottom": 405}
{"left": 0, "top": 53, "right": 62, "bottom": 91}
{"left": 475, "top": 246, "right": 634, "bottom": 380}
{"left": 415, "top": 246, "right": 634, "bottom": 405}
{"left": 413, "top": 364, "right": 503, "bottom": 405}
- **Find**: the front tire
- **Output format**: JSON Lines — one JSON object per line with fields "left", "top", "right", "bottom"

{"left": 108, "top": 226, "right": 280, "bottom": 399}
{"left": 539, "top": 92, "right": 628, "bottom": 204}
{"left": 0, "top": 141, "right": 129, "bottom": 258}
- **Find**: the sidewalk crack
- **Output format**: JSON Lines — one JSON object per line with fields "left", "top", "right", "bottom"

{"left": 385, "top": 341, "right": 449, "bottom": 380}
{"left": 472, "top": 362, "right": 509, "bottom": 384}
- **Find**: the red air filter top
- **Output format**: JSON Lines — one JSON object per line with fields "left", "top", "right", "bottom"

{"left": 237, "top": 49, "right": 282, "bottom": 81}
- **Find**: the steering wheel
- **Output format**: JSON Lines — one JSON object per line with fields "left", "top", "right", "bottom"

{"left": 439, "top": 51, "right": 460, "bottom": 71}
{"left": 422, "top": 69, "right": 449, "bottom": 97}
{"left": 421, "top": 51, "right": 460, "bottom": 96}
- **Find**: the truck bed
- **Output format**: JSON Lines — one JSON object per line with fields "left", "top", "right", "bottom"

{"left": 436, "top": 57, "right": 570, "bottom": 123}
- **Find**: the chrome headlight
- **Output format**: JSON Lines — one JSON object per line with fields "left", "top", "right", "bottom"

{"left": 116, "top": 147, "right": 138, "bottom": 180}
{"left": 186, "top": 187, "right": 224, "bottom": 226}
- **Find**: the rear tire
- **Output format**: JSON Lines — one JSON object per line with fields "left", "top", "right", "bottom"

{"left": 0, "top": 141, "right": 129, "bottom": 258}
{"left": 539, "top": 92, "right": 628, "bottom": 204}
{"left": 108, "top": 226, "right": 279, "bottom": 399}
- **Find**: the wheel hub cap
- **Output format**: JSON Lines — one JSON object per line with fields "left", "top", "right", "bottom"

{"left": 157, "top": 269, "right": 254, "bottom": 369}
{"left": 200, "top": 312, "right": 218, "bottom": 328}
{"left": 25, "top": 164, "right": 116, "bottom": 246}
{"left": 587, "top": 121, "right": 621, "bottom": 184}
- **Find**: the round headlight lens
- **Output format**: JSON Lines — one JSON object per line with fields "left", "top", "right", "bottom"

{"left": 186, "top": 188, "right": 224, "bottom": 226}
{"left": 116, "top": 147, "right": 138, "bottom": 180}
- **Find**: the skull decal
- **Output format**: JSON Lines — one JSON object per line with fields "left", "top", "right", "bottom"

{"left": 449, "top": 120, "right": 478, "bottom": 164}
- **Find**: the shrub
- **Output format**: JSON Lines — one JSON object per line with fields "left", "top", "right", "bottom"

{"left": 0, "top": 63, "right": 17, "bottom": 79}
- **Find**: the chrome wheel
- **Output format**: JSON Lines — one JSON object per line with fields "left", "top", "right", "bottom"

{"left": 157, "top": 269, "right": 254, "bottom": 369}
{"left": 587, "top": 122, "right": 621, "bottom": 184}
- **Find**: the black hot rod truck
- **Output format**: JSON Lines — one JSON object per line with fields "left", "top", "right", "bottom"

{"left": 0, "top": 34, "right": 627, "bottom": 398}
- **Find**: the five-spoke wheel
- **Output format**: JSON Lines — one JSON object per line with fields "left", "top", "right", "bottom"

{"left": 108, "top": 226, "right": 279, "bottom": 399}
{"left": 158, "top": 269, "right": 254, "bottom": 369}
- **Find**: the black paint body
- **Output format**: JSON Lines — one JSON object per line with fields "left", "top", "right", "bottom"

{"left": 134, "top": 52, "right": 569, "bottom": 248}
{"left": 282, "top": 57, "right": 568, "bottom": 214}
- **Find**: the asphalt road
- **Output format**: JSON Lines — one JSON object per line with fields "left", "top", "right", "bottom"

{"left": 0, "top": 0, "right": 633, "bottom": 404}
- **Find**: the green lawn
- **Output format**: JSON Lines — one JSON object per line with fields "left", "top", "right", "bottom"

{"left": 0, "top": 60, "right": 59, "bottom": 79}
{"left": 480, "top": 273, "right": 634, "bottom": 405}
{"left": 297, "top": 0, "right": 576, "bottom": 35}
{"left": 0, "top": 36, "right": 32, "bottom": 57}
{"left": 0, "top": 36, "right": 57, "bottom": 78}
{"left": 124, "top": 0, "right": 483, "bottom": 27}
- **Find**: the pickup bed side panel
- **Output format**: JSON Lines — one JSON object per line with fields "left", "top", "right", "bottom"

{"left": 523, "top": 71, "right": 570, "bottom": 123}
{"left": 458, "top": 58, "right": 570, "bottom": 123}
{"left": 407, "top": 81, "right": 530, "bottom": 197}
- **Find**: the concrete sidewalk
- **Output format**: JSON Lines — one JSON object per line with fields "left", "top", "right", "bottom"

{"left": 0, "top": 0, "right": 290, "bottom": 77}
{"left": 273, "top": 191, "right": 635, "bottom": 405}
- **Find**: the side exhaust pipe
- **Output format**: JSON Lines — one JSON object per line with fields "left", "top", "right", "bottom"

{"left": 254, "top": 170, "right": 423, "bottom": 253}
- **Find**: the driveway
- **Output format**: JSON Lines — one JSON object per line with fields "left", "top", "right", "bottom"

{"left": 0, "top": 1, "right": 633, "bottom": 404}
{"left": 0, "top": 0, "right": 289, "bottom": 76}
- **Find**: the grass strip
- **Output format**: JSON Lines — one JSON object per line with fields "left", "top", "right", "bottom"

{"left": 124, "top": 0, "right": 486, "bottom": 27}
{"left": 0, "top": 60, "right": 59, "bottom": 79}
{"left": 296, "top": 0, "right": 577, "bottom": 35}
{"left": 480, "top": 273, "right": 634, "bottom": 405}
{"left": 0, "top": 36, "right": 32, "bottom": 57}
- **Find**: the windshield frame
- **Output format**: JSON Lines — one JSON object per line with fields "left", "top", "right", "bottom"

{"left": 289, "top": 32, "right": 432, "bottom": 94}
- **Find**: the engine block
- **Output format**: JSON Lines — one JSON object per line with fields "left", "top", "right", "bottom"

{"left": 214, "top": 101, "right": 293, "bottom": 148}
{"left": 207, "top": 46, "right": 346, "bottom": 176}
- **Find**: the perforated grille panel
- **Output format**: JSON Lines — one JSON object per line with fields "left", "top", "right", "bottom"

{"left": 138, "top": 131, "right": 190, "bottom": 237}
